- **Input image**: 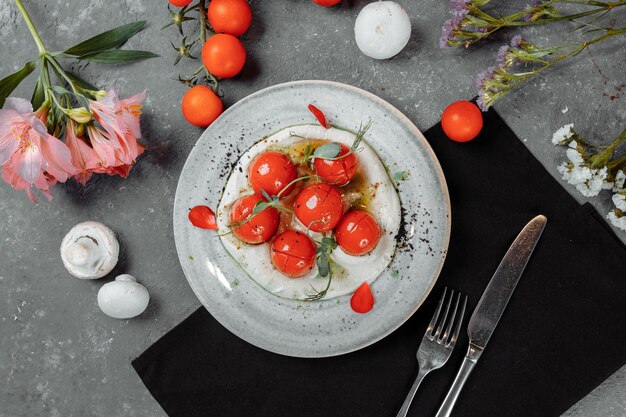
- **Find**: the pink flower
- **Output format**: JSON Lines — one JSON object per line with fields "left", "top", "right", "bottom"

{"left": 65, "top": 120, "right": 99, "bottom": 185}
{"left": 89, "top": 88, "right": 145, "bottom": 166}
{"left": 0, "top": 97, "right": 76, "bottom": 202}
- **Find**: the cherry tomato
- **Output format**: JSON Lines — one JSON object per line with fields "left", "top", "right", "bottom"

{"left": 207, "top": 0, "right": 252, "bottom": 37}
{"left": 202, "top": 34, "right": 246, "bottom": 79}
{"left": 168, "top": 0, "right": 192, "bottom": 7}
{"left": 294, "top": 183, "right": 343, "bottom": 233}
{"left": 312, "top": 0, "right": 342, "bottom": 6}
{"left": 313, "top": 143, "right": 359, "bottom": 185}
{"left": 350, "top": 282, "right": 374, "bottom": 314}
{"left": 229, "top": 194, "right": 279, "bottom": 244}
{"left": 248, "top": 151, "right": 297, "bottom": 198}
{"left": 181, "top": 85, "right": 223, "bottom": 127}
{"left": 441, "top": 100, "right": 483, "bottom": 142}
{"left": 270, "top": 230, "right": 316, "bottom": 278}
{"left": 335, "top": 210, "right": 381, "bottom": 255}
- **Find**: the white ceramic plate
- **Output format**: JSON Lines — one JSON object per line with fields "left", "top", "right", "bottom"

{"left": 173, "top": 80, "right": 450, "bottom": 358}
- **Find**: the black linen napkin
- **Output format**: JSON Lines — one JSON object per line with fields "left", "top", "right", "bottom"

{"left": 132, "top": 108, "right": 626, "bottom": 417}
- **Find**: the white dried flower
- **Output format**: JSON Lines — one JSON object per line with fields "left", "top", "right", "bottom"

{"left": 607, "top": 210, "right": 626, "bottom": 231}
{"left": 612, "top": 170, "right": 625, "bottom": 192}
{"left": 612, "top": 192, "right": 626, "bottom": 211}
{"left": 551, "top": 124, "right": 575, "bottom": 145}
{"left": 565, "top": 143, "right": 584, "bottom": 165}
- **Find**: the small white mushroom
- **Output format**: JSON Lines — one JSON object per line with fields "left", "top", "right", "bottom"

{"left": 97, "top": 274, "right": 150, "bottom": 319}
{"left": 60, "top": 221, "right": 119, "bottom": 279}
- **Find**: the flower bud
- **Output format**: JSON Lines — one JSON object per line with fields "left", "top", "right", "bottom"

{"left": 93, "top": 90, "right": 108, "bottom": 100}
{"left": 67, "top": 107, "right": 93, "bottom": 124}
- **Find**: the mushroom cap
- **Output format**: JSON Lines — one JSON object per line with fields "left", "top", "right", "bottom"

{"left": 60, "top": 221, "right": 119, "bottom": 279}
{"left": 97, "top": 274, "right": 150, "bottom": 319}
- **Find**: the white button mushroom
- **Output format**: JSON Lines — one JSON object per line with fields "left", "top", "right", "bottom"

{"left": 354, "top": 1, "right": 412, "bottom": 60}
{"left": 97, "top": 274, "right": 150, "bottom": 319}
{"left": 60, "top": 221, "right": 119, "bottom": 279}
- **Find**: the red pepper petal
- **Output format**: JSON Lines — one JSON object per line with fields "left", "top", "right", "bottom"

{"left": 308, "top": 104, "right": 329, "bottom": 128}
{"left": 350, "top": 282, "right": 375, "bottom": 314}
{"left": 188, "top": 205, "right": 218, "bottom": 230}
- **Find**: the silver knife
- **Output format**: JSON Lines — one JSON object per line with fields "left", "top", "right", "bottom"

{"left": 435, "top": 215, "right": 547, "bottom": 417}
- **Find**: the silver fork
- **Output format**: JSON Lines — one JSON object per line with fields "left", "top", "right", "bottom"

{"left": 396, "top": 288, "right": 468, "bottom": 417}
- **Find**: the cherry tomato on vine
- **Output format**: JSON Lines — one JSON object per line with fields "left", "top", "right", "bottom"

{"left": 168, "top": 0, "right": 192, "bottom": 7}
{"left": 294, "top": 183, "right": 343, "bottom": 233}
{"left": 441, "top": 101, "right": 483, "bottom": 142}
{"left": 270, "top": 230, "right": 316, "bottom": 278}
{"left": 202, "top": 34, "right": 246, "bottom": 79}
{"left": 181, "top": 85, "right": 223, "bottom": 127}
{"left": 312, "top": 0, "right": 342, "bottom": 6}
{"left": 229, "top": 194, "right": 279, "bottom": 244}
{"left": 249, "top": 151, "right": 297, "bottom": 198}
{"left": 207, "top": 0, "right": 252, "bottom": 37}
{"left": 313, "top": 143, "right": 359, "bottom": 185}
{"left": 335, "top": 210, "right": 381, "bottom": 256}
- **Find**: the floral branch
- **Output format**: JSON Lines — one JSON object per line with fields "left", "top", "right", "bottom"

{"left": 475, "top": 27, "right": 626, "bottom": 110}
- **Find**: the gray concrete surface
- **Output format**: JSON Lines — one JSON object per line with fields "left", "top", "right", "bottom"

{"left": 1, "top": 0, "right": 625, "bottom": 416}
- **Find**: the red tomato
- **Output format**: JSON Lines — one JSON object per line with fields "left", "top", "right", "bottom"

{"left": 351, "top": 282, "right": 374, "bottom": 314}
{"left": 335, "top": 210, "right": 381, "bottom": 255}
{"left": 270, "top": 230, "right": 316, "bottom": 278}
{"left": 248, "top": 151, "right": 297, "bottom": 197}
{"left": 312, "top": 0, "right": 342, "bottom": 6}
{"left": 313, "top": 144, "right": 359, "bottom": 185}
{"left": 188, "top": 205, "right": 218, "bottom": 230}
{"left": 181, "top": 85, "right": 223, "bottom": 127}
{"left": 207, "top": 0, "right": 252, "bottom": 37}
{"left": 441, "top": 101, "right": 483, "bottom": 142}
{"left": 202, "top": 34, "right": 246, "bottom": 79}
{"left": 168, "top": 0, "right": 192, "bottom": 7}
{"left": 294, "top": 183, "right": 343, "bottom": 233}
{"left": 229, "top": 194, "right": 279, "bottom": 244}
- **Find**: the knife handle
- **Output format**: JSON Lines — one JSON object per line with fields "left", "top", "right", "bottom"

{"left": 435, "top": 345, "right": 479, "bottom": 417}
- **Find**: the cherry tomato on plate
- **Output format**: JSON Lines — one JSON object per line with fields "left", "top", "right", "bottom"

{"left": 202, "top": 34, "right": 246, "bottom": 79}
{"left": 168, "top": 0, "right": 192, "bottom": 7}
{"left": 312, "top": 0, "right": 342, "bottom": 6}
{"left": 441, "top": 100, "right": 483, "bottom": 142}
{"left": 313, "top": 143, "right": 359, "bottom": 185}
{"left": 207, "top": 0, "right": 252, "bottom": 37}
{"left": 181, "top": 85, "right": 223, "bottom": 127}
{"left": 270, "top": 230, "right": 317, "bottom": 278}
{"left": 335, "top": 210, "right": 381, "bottom": 256}
{"left": 229, "top": 194, "right": 279, "bottom": 244}
{"left": 248, "top": 151, "right": 297, "bottom": 198}
{"left": 294, "top": 183, "right": 343, "bottom": 233}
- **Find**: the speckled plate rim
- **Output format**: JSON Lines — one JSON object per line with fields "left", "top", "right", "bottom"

{"left": 173, "top": 80, "right": 451, "bottom": 357}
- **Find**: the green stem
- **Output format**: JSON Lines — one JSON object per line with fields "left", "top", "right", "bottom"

{"left": 14, "top": 0, "right": 47, "bottom": 55}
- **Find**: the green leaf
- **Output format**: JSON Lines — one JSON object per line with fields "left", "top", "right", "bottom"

{"left": 313, "top": 142, "right": 341, "bottom": 159}
{"left": 51, "top": 85, "right": 73, "bottom": 96}
{"left": 67, "top": 72, "right": 98, "bottom": 91}
{"left": 0, "top": 61, "right": 36, "bottom": 108}
{"left": 31, "top": 78, "right": 45, "bottom": 110}
{"left": 64, "top": 21, "right": 147, "bottom": 56}
{"left": 317, "top": 254, "right": 330, "bottom": 277}
{"left": 77, "top": 50, "right": 159, "bottom": 64}
{"left": 252, "top": 201, "right": 269, "bottom": 215}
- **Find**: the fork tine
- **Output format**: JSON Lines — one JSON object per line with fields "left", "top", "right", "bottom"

{"left": 434, "top": 289, "right": 453, "bottom": 339}
{"left": 426, "top": 287, "right": 447, "bottom": 336}
{"left": 441, "top": 292, "right": 461, "bottom": 343}
{"left": 449, "top": 295, "right": 467, "bottom": 347}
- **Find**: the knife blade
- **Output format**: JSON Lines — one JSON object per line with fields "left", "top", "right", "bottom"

{"left": 467, "top": 214, "right": 547, "bottom": 354}
{"left": 435, "top": 214, "right": 547, "bottom": 417}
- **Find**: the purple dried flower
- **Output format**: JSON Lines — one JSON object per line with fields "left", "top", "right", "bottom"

{"left": 496, "top": 45, "right": 510, "bottom": 65}
{"left": 475, "top": 66, "right": 495, "bottom": 89}
{"left": 522, "top": 0, "right": 542, "bottom": 22}
{"left": 476, "top": 96, "right": 488, "bottom": 112}
{"left": 476, "top": 26, "right": 489, "bottom": 33}
{"left": 511, "top": 35, "right": 523, "bottom": 48}
{"left": 449, "top": 0, "right": 470, "bottom": 16}
{"left": 439, "top": 15, "right": 463, "bottom": 48}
